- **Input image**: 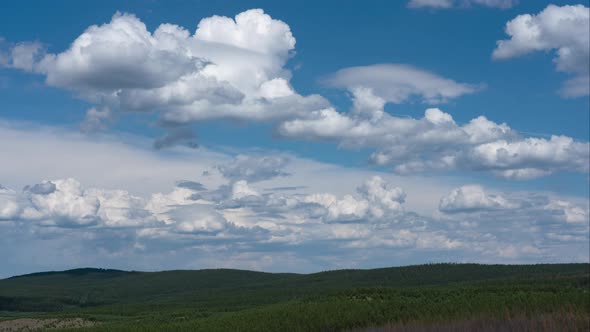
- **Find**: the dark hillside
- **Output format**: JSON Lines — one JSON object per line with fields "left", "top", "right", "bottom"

{"left": 0, "top": 263, "right": 587, "bottom": 312}
{"left": 0, "top": 263, "right": 588, "bottom": 331}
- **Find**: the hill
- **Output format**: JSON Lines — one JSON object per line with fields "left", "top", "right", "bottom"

{"left": 0, "top": 263, "right": 588, "bottom": 331}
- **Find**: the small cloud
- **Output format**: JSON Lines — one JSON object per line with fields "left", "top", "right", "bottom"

{"left": 80, "top": 107, "right": 113, "bottom": 133}
{"left": 322, "top": 64, "right": 480, "bottom": 105}
{"left": 175, "top": 180, "right": 207, "bottom": 192}
{"left": 216, "top": 154, "right": 291, "bottom": 183}
{"left": 439, "top": 185, "right": 515, "bottom": 213}
{"left": 408, "top": 0, "right": 517, "bottom": 9}
{"left": 153, "top": 127, "right": 198, "bottom": 150}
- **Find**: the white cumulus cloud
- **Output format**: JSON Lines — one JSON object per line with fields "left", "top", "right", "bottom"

{"left": 4, "top": 10, "right": 328, "bottom": 127}
{"left": 302, "top": 176, "right": 405, "bottom": 222}
{"left": 21, "top": 178, "right": 101, "bottom": 227}
{"left": 493, "top": 4, "right": 590, "bottom": 97}
{"left": 439, "top": 185, "right": 515, "bottom": 213}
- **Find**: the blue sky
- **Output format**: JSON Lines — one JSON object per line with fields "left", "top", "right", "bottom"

{"left": 0, "top": 0, "right": 588, "bottom": 277}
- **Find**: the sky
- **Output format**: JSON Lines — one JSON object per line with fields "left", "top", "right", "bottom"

{"left": 0, "top": 0, "right": 588, "bottom": 277}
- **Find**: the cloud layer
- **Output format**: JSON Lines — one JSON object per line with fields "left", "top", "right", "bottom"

{"left": 2, "top": 9, "right": 587, "bottom": 181}
{"left": 1, "top": 168, "right": 587, "bottom": 276}
{"left": 278, "top": 88, "right": 589, "bottom": 179}
{"left": 0, "top": 121, "right": 587, "bottom": 275}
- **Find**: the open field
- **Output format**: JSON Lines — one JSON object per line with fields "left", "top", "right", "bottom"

{"left": 0, "top": 318, "right": 94, "bottom": 332}
{"left": 0, "top": 264, "right": 588, "bottom": 331}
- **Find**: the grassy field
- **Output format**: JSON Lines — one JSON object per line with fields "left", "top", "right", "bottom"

{"left": 0, "top": 263, "right": 588, "bottom": 331}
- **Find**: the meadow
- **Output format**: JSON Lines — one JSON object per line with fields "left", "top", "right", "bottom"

{"left": 0, "top": 263, "right": 588, "bottom": 331}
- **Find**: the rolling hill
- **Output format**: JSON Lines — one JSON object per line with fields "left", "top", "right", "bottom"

{"left": 0, "top": 263, "right": 588, "bottom": 331}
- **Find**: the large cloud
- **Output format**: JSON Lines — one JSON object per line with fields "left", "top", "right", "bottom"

{"left": 493, "top": 4, "right": 590, "bottom": 97}
{"left": 278, "top": 88, "right": 589, "bottom": 179}
{"left": 3, "top": 10, "right": 328, "bottom": 124}
{"left": 2, "top": 177, "right": 238, "bottom": 235}
{"left": 6, "top": 178, "right": 156, "bottom": 228}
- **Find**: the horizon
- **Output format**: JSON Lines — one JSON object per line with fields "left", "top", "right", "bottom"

{"left": 0, "top": 0, "right": 589, "bottom": 278}
{"left": 4, "top": 261, "right": 590, "bottom": 280}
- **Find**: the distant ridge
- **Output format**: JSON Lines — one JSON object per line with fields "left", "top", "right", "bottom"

{"left": 0, "top": 263, "right": 587, "bottom": 324}
{"left": 5, "top": 262, "right": 588, "bottom": 280}
{"left": 7, "top": 267, "right": 130, "bottom": 279}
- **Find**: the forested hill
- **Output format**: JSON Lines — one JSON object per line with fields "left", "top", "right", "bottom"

{"left": 1, "top": 263, "right": 588, "bottom": 312}
{"left": 0, "top": 263, "right": 588, "bottom": 331}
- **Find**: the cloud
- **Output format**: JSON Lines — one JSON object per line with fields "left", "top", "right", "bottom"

{"left": 194, "top": 9, "right": 295, "bottom": 56}
{"left": 438, "top": 184, "right": 589, "bottom": 226}
{"left": 298, "top": 176, "right": 406, "bottom": 222}
{"left": 409, "top": 0, "right": 454, "bottom": 8}
{"left": 323, "top": 64, "right": 480, "bottom": 104}
{"left": 21, "top": 178, "right": 101, "bottom": 227}
{"left": 469, "top": 135, "right": 589, "bottom": 179}
{"left": 167, "top": 204, "right": 230, "bottom": 234}
{"left": 80, "top": 107, "right": 113, "bottom": 133}
{"left": 0, "top": 119, "right": 230, "bottom": 195}
{"left": 0, "top": 186, "right": 21, "bottom": 220}
{"left": 23, "top": 182, "right": 57, "bottom": 195}
{"left": 493, "top": 4, "right": 590, "bottom": 97}
{"left": 3, "top": 177, "right": 231, "bottom": 233}
{"left": 302, "top": 193, "right": 370, "bottom": 223}
{"left": 278, "top": 89, "right": 589, "bottom": 179}
{"left": 4, "top": 41, "right": 44, "bottom": 71}
{"left": 144, "top": 186, "right": 203, "bottom": 224}
{"left": 439, "top": 185, "right": 515, "bottom": 213}
{"left": 153, "top": 127, "right": 198, "bottom": 150}
{"left": 356, "top": 176, "right": 406, "bottom": 217}
{"left": 88, "top": 187, "right": 156, "bottom": 227}
{"left": 435, "top": 184, "right": 588, "bottom": 262}
{"left": 545, "top": 200, "right": 589, "bottom": 224}
{"left": 3, "top": 10, "right": 327, "bottom": 128}
{"left": 175, "top": 180, "right": 206, "bottom": 192}
{"left": 3, "top": 179, "right": 160, "bottom": 228}
{"left": 408, "top": 0, "right": 517, "bottom": 9}
{"left": 231, "top": 180, "right": 260, "bottom": 200}
{"left": 0, "top": 38, "right": 7, "bottom": 66}
{"left": 215, "top": 154, "right": 291, "bottom": 183}
{"left": 38, "top": 13, "right": 204, "bottom": 90}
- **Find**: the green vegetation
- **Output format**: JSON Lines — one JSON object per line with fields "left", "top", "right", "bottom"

{"left": 0, "top": 263, "right": 588, "bottom": 331}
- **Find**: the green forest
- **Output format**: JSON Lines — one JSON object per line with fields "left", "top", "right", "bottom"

{"left": 0, "top": 263, "right": 588, "bottom": 331}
